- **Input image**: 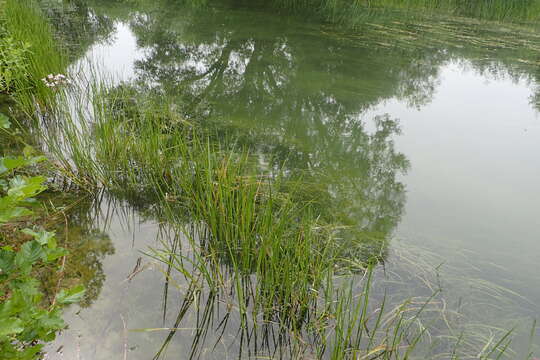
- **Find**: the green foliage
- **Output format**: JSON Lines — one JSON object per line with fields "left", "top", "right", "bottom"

{"left": 45, "top": 80, "right": 392, "bottom": 332}
{"left": 0, "top": 113, "right": 11, "bottom": 129}
{"left": 0, "top": 113, "right": 84, "bottom": 360}
{"left": 55, "top": 284, "right": 85, "bottom": 305}
{"left": 1, "top": 0, "right": 67, "bottom": 110}
{"left": 0, "top": 35, "right": 31, "bottom": 94}
{"left": 0, "top": 148, "right": 47, "bottom": 224}
{"left": 0, "top": 230, "right": 70, "bottom": 359}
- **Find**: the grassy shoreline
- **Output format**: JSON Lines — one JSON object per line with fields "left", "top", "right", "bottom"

{"left": 0, "top": 1, "right": 89, "bottom": 358}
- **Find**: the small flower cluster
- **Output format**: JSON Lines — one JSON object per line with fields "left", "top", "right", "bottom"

{"left": 41, "top": 73, "right": 71, "bottom": 88}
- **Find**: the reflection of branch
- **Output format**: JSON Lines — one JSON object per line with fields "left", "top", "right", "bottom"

{"left": 125, "top": 256, "right": 142, "bottom": 282}
{"left": 181, "top": 55, "right": 226, "bottom": 84}
{"left": 189, "top": 42, "right": 237, "bottom": 108}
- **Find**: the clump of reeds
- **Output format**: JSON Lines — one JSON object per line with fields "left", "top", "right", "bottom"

{"left": 147, "top": 234, "right": 528, "bottom": 359}
{"left": 38, "top": 78, "right": 358, "bottom": 325}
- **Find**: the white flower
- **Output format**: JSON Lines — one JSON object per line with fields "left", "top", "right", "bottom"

{"left": 41, "top": 73, "right": 70, "bottom": 89}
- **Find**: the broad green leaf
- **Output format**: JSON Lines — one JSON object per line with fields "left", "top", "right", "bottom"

{"left": 7, "top": 176, "right": 29, "bottom": 196}
{"left": 9, "top": 278, "right": 40, "bottom": 297}
{"left": 0, "top": 155, "right": 46, "bottom": 173}
{"left": 21, "top": 229, "right": 55, "bottom": 246}
{"left": 8, "top": 175, "right": 47, "bottom": 198}
{"left": 16, "top": 241, "right": 43, "bottom": 266}
{"left": 0, "top": 318, "right": 24, "bottom": 337}
{"left": 37, "top": 310, "right": 65, "bottom": 331}
{"left": 45, "top": 247, "right": 67, "bottom": 262}
{"left": 55, "top": 284, "right": 85, "bottom": 305}
{"left": 1, "top": 290, "right": 35, "bottom": 317}
{"left": 0, "top": 205, "right": 32, "bottom": 223}
{"left": 0, "top": 157, "right": 28, "bottom": 175}
{"left": 0, "top": 249, "right": 15, "bottom": 274}
{"left": 21, "top": 176, "right": 47, "bottom": 197}
{"left": 39, "top": 231, "right": 56, "bottom": 247}
{"left": 0, "top": 194, "right": 18, "bottom": 211}
{"left": 0, "top": 113, "right": 10, "bottom": 129}
{"left": 17, "top": 344, "right": 43, "bottom": 360}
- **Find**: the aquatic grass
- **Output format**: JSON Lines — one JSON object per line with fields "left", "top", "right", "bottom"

{"left": 146, "top": 234, "right": 528, "bottom": 359}
{"left": 145, "top": 142, "right": 347, "bottom": 325}
{"left": 245, "top": 0, "right": 540, "bottom": 25}
{"left": 364, "top": 0, "right": 540, "bottom": 23}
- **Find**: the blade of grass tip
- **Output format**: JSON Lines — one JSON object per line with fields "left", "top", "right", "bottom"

{"left": 482, "top": 327, "right": 515, "bottom": 360}
{"left": 152, "top": 283, "right": 199, "bottom": 360}
{"left": 367, "top": 290, "right": 387, "bottom": 350}
{"left": 526, "top": 319, "right": 537, "bottom": 360}
{"left": 450, "top": 331, "right": 465, "bottom": 359}
{"left": 389, "top": 302, "right": 407, "bottom": 355}
{"left": 145, "top": 249, "right": 197, "bottom": 285}
{"left": 403, "top": 325, "right": 428, "bottom": 358}
{"left": 403, "top": 289, "right": 441, "bottom": 336}
{"left": 494, "top": 338, "right": 513, "bottom": 360}
{"left": 355, "top": 266, "right": 375, "bottom": 348}
{"left": 162, "top": 251, "right": 175, "bottom": 325}
{"left": 347, "top": 281, "right": 363, "bottom": 351}
{"left": 211, "top": 311, "right": 231, "bottom": 353}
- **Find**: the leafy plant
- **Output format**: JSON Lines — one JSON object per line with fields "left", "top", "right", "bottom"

{"left": 0, "top": 113, "right": 10, "bottom": 129}
{"left": 1, "top": 0, "right": 68, "bottom": 111}
{"left": 0, "top": 35, "right": 31, "bottom": 94}
{"left": 1, "top": 114, "right": 85, "bottom": 360}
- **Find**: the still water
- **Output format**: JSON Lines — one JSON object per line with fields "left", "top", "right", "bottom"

{"left": 44, "top": 1, "right": 539, "bottom": 358}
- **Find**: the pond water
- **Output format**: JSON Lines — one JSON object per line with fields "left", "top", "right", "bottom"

{"left": 43, "top": 1, "right": 540, "bottom": 358}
